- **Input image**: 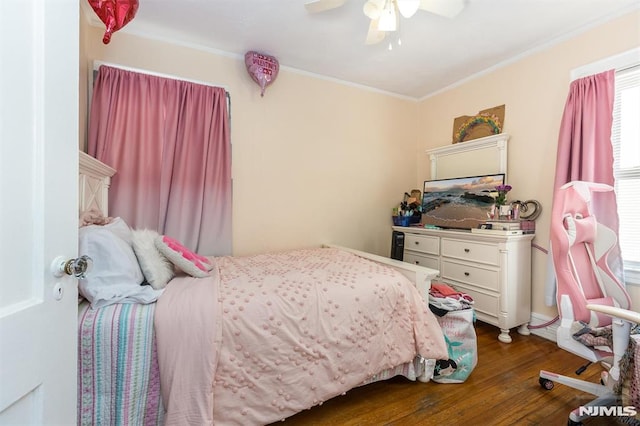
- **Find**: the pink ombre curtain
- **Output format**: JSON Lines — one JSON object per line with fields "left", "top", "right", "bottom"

{"left": 553, "top": 70, "right": 616, "bottom": 197}
{"left": 546, "top": 69, "right": 622, "bottom": 305}
{"left": 88, "top": 65, "right": 231, "bottom": 255}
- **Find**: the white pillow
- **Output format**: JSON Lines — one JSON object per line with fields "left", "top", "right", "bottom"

{"left": 78, "top": 217, "right": 163, "bottom": 308}
{"left": 131, "top": 229, "right": 175, "bottom": 289}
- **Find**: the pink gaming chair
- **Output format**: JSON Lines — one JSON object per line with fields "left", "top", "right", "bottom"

{"left": 539, "top": 181, "right": 634, "bottom": 425}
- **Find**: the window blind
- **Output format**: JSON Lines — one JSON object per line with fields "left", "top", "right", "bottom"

{"left": 612, "top": 65, "right": 640, "bottom": 283}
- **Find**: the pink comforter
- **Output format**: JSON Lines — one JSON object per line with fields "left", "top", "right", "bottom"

{"left": 155, "top": 247, "right": 447, "bottom": 425}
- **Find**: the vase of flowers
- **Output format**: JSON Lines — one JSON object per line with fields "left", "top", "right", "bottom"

{"left": 493, "top": 184, "right": 512, "bottom": 218}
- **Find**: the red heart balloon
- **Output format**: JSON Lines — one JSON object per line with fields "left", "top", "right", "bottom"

{"left": 245, "top": 51, "right": 279, "bottom": 97}
{"left": 88, "top": 0, "right": 139, "bottom": 44}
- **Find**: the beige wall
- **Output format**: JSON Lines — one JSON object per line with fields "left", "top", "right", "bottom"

{"left": 80, "top": 19, "right": 419, "bottom": 258}
{"left": 417, "top": 11, "right": 640, "bottom": 316}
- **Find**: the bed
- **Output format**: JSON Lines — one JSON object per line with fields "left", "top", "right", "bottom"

{"left": 77, "top": 152, "right": 448, "bottom": 426}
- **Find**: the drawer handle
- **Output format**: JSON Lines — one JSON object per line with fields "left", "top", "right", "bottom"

{"left": 464, "top": 248, "right": 470, "bottom": 253}
{"left": 414, "top": 261, "right": 420, "bottom": 265}
{"left": 414, "top": 241, "right": 420, "bottom": 245}
{"left": 464, "top": 272, "right": 470, "bottom": 276}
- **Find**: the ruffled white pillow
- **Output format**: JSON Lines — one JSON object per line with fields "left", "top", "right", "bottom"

{"left": 131, "top": 229, "right": 175, "bottom": 289}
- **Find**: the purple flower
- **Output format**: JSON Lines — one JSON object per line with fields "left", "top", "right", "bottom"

{"left": 494, "top": 184, "right": 512, "bottom": 206}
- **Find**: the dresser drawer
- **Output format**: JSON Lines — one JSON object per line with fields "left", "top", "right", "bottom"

{"left": 441, "top": 238, "right": 499, "bottom": 265}
{"left": 440, "top": 259, "right": 499, "bottom": 292}
{"left": 449, "top": 283, "right": 500, "bottom": 324}
{"left": 403, "top": 252, "right": 439, "bottom": 270}
{"left": 405, "top": 234, "right": 439, "bottom": 255}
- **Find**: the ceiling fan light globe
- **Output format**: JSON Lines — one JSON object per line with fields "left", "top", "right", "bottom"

{"left": 397, "top": 0, "right": 420, "bottom": 18}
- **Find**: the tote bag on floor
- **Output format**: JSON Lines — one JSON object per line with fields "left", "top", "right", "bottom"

{"left": 432, "top": 307, "right": 478, "bottom": 383}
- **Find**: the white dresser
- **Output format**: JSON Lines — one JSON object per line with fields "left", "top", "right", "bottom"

{"left": 393, "top": 225, "right": 535, "bottom": 343}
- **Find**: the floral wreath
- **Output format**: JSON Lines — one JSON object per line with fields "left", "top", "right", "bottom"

{"left": 454, "top": 113, "right": 502, "bottom": 143}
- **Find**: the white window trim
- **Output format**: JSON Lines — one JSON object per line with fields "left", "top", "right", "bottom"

{"left": 570, "top": 47, "right": 640, "bottom": 81}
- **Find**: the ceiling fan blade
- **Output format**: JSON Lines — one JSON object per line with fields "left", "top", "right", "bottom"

{"left": 363, "top": 0, "right": 385, "bottom": 19}
{"left": 365, "top": 18, "right": 386, "bottom": 45}
{"left": 418, "top": 0, "right": 464, "bottom": 18}
{"left": 304, "top": 0, "right": 347, "bottom": 13}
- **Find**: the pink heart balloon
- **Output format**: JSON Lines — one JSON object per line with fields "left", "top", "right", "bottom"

{"left": 245, "top": 51, "right": 279, "bottom": 97}
{"left": 88, "top": 0, "right": 139, "bottom": 44}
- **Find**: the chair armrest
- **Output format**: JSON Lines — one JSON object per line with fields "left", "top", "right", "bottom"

{"left": 586, "top": 304, "right": 640, "bottom": 325}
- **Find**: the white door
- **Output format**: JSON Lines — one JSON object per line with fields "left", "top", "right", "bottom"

{"left": 0, "top": 0, "right": 79, "bottom": 424}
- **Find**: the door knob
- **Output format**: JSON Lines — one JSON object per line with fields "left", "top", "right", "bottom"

{"left": 51, "top": 255, "right": 93, "bottom": 279}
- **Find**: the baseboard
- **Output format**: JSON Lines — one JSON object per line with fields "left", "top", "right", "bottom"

{"left": 527, "top": 312, "right": 559, "bottom": 342}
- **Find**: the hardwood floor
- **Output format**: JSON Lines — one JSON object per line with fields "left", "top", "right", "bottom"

{"left": 274, "top": 321, "right": 624, "bottom": 425}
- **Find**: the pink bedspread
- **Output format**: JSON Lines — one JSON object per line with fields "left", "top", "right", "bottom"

{"left": 155, "top": 247, "right": 447, "bottom": 425}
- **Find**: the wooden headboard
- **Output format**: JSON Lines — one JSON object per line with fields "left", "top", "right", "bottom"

{"left": 79, "top": 151, "right": 116, "bottom": 216}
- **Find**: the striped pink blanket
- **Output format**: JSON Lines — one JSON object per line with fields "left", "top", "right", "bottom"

{"left": 78, "top": 301, "right": 164, "bottom": 425}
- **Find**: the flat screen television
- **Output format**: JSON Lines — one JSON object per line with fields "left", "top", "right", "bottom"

{"left": 421, "top": 173, "right": 505, "bottom": 230}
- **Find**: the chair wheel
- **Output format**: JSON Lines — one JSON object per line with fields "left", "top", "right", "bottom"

{"left": 539, "top": 377, "right": 554, "bottom": 390}
{"left": 567, "top": 419, "right": 582, "bottom": 426}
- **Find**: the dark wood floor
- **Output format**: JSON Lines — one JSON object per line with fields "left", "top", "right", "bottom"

{"left": 273, "top": 321, "right": 623, "bottom": 426}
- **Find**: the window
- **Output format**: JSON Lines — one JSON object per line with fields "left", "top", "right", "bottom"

{"left": 612, "top": 65, "right": 640, "bottom": 284}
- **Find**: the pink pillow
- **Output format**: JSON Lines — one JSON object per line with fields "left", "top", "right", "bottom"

{"left": 154, "top": 235, "right": 213, "bottom": 278}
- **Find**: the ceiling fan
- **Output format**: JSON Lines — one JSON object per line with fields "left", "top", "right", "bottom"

{"left": 305, "top": 0, "right": 465, "bottom": 45}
